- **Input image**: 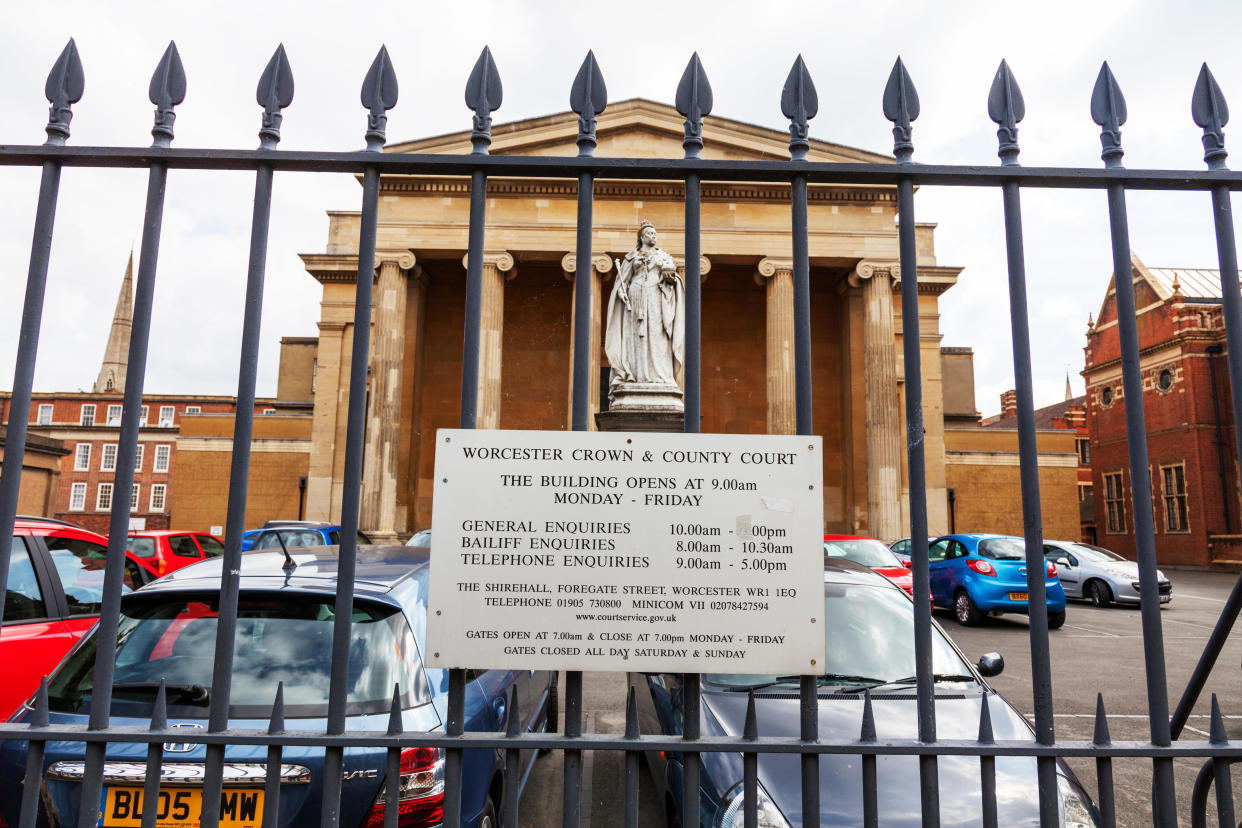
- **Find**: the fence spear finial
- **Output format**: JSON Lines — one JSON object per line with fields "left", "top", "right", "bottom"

{"left": 1091, "top": 61, "right": 1127, "bottom": 168}
{"left": 44, "top": 39, "right": 84, "bottom": 146}
{"left": 676, "top": 52, "right": 713, "bottom": 159}
{"left": 465, "top": 46, "right": 503, "bottom": 155}
{"left": 32, "top": 676, "right": 50, "bottom": 728}
{"left": 361, "top": 46, "right": 398, "bottom": 152}
{"left": 570, "top": 51, "right": 607, "bottom": 157}
{"left": 269, "top": 682, "right": 285, "bottom": 735}
{"left": 978, "top": 692, "right": 995, "bottom": 744}
{"left": 257, "top": 44, "right": 294, "bottom": 150}
{"left": 148, "top": 41, "right": 186, "bottom": 149}
{"left": 1210, "top": 694, "right": 1228, "bottom": 745}
{"left": 988, "top": 59, "right": 1025, "bottom": 165}
{"left": 860, "top": 689, "right": 877, "bottom": 743}
{"left": 625, "top": 686, "right": 640, "bottom": 739}
{"left": 743, "top": 690, "right": 758, "bottom": 741}
{"left": 882, "top": 56, "right": 919, "bottom": 163}
{"left": 781, "top": 55, "right": 818, "bottom": 161}
{"left": 1193, "top": 62, "right": 1229, "bottom": 170}
{"left": 150, "top": 680, "right": 168, "bottom": 732}
{"left": 1092, "top": 693, "right": 1111, "bottom": 746}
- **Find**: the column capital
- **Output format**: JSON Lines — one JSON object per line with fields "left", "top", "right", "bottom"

{"left": 375, "top": 249, "right": 417, "bottom": 271}
{"left": 848, "top": 260, "right": 901, "bottom": 288}
{"left": 462, "top": 249, "right": 516, "bottom": 278}
{"left": 560, "top": 252, "right": 614, "bottom": 281}
{"left": 757, "top": 257, "right": 794, "bottom": 279}
{"left": 674, "top": 254, "right": 711, "bottom": 283}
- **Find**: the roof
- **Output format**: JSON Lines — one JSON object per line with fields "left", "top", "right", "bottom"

{"left": 1139, "top": 259, "right": 1228, "bottom": 301}
{"left": 147, "top": 545, "right": 429, "bottom": 594}
{"left": 981, "top": 396, "right": 1086, "bottom": 430}
{"left": 823, "top": 534, "right": 883, "bottom": 542}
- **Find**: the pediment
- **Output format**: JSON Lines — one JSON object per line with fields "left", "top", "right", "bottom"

{"left": 385, "top": 98, "right": 892, "bottom": 164}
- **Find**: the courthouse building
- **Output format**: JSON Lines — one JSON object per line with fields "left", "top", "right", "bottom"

{"left": 300, "top": 98, "right": 973, "bottom": 542}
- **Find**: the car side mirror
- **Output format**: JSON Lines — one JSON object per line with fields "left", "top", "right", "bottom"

{"left": 976, "top": 652, "right": 1004, "bottom": 678}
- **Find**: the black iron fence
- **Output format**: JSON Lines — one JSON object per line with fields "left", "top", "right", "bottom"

{"left": 0, "top": 39, "right": 1240, "bottom": 828}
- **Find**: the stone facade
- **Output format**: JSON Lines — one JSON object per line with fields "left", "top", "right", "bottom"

{"left": 0, "top": 427, "right": 69, "bottom": 517}
{"left": 300, "top": 99, "right": 965, "bottom": 539}
{"left": 1083, "top": 254, "right": 1239, "bottom": 567}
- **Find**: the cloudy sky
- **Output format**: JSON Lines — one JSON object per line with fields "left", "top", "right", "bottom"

{"left": 0, "top": 0, "right": 1239, "bottom": 418}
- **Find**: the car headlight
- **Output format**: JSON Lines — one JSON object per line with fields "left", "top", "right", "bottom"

{"left": 715, "top": 780, "right": 791, "bottom": 828}
{"left": 1058, "top": 773, "right": 1100, "bottom": 827}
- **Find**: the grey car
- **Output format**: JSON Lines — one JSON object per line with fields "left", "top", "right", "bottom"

{"left": 1043, "top": 540, "right": 1172, "bottom": 607}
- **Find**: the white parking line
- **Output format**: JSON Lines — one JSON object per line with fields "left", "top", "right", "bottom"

{"left": 1172, "top": 593, "right": 1228, "bottom": 604}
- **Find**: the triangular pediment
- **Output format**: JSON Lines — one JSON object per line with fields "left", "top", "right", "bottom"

{"left": 385, "top": 98, "right": 892, "bottom": 164}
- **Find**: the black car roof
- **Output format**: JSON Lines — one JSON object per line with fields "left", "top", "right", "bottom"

{"left": 141, "top": 544, "right": 430, "bottom": 595}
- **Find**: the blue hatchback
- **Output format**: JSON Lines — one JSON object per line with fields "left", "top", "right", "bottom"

{"left": 929, "top": 534, "right": 1067, "bottom": 628}
{"left": 0, "top": 545, "right": 555, "bottom": 828}
{"left": 240, "top": 521, "right": 371, "bottom": 552}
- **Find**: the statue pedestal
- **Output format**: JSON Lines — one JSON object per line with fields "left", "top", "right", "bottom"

{"left": 595, "top": 382, "right": 685, "bottom": 432}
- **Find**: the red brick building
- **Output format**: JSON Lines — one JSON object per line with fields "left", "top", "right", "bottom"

{"left": 1083, "top": 254, "right": 1239, "bottom": 567}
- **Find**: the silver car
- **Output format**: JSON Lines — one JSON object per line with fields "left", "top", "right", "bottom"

{"left": 1043, "top": 540, "right": 1173, "bottom": 607}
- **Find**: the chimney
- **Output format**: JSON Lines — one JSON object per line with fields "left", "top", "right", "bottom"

{"left": 1000, "top": 389, "right": 1018, "bottom": 420}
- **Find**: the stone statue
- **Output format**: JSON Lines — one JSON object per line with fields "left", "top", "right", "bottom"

{"left": 604, "top": 220, "right": 685, "bottom": 410}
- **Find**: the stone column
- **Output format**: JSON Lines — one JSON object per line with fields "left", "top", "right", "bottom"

{"left": 850, "top": 261, "right": 903, "bottom": 541}
{"left": 758, "top": 257, "right": 795, "bottom": 435}
{"left": 361, "top": 250, "right": 416, "bottom": 540}
{"left": 562, "top": 253, "right": 613, "bottom": 430}
{"left": 462, "top": 250, "right": 515, "bottom": 429}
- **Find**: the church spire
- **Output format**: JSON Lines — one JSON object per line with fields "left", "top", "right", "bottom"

{"left": 93, "top": 251, "right": 134, "bottom": 394}
{"left": 1065, "top": 372, "right": 1073, "bottom": 401}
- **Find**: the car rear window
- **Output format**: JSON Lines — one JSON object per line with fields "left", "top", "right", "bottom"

{"left": 977, "top": 538, "right": 1027, "bottom": 561}
{"left": 46, "top": 593, "right": 429, "bottom": 718}
{"left": 126, "top": 537, "right": 157, "bottom": 557}
{"left": 823, "top": 539, "right": 902, "bottom": 568}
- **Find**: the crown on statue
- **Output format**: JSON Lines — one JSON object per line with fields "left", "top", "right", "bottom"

{"left": 639, "top": 219, "right": 654, "bottom": 232}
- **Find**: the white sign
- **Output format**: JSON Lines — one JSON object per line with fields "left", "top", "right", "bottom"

{"left": 426, "top": 428, "right": 825, "bottom": 674}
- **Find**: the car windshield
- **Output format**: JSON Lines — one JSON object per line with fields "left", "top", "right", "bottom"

{"left": 126, "top": 537, "right": 157, "bottom": 558}
{"left": 977, "top": 538, "right": 1027, "bottom": 561}
{"left": 1068, "top": 543, "right": 1127, "bottom": 563}
{"left": 823, "top": 539, "right": 902, "bottom": 568}
{"left": 704, "top": 583, "right": 972, "bottom": 689}
{"left": 47, "top": 594, "right": 430, "bottom": 717}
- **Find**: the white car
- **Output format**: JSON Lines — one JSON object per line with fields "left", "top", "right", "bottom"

{"left": 1043, "top": 540, "right": 1172, "bottom": 607}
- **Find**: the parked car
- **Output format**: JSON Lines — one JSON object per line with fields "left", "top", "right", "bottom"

{"left": 0, "top": 543, "right": 556, "bottom": 828}
{"left": 823, "top": 534, "right": 915, "bottom": 596}
{"left": 1043, "top": 540, "right": 1172, "bottom": 607}
{"left": 630, "top": 558, "right": 1100, "bottom": 827}
{"left": 929, "top": 534, "right": 1067, "bottom": 628}
{"left": 240, "top": 520, "right": 371, "bottom": 552}
{"left": 406, "top": 529, "right": 432, "bottom": 547}
{"left": 1, "top": 516, "right": 155, "bottom": 717}
{"left": 126, "top": 529, "right": 225, "bottom": 577}
{"left": 887, "top": 537, "right": 935, "bottom": 568}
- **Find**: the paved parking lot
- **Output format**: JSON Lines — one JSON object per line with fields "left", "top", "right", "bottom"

{"left": 515, "top": 569, "right": 1241, "bottom": 826}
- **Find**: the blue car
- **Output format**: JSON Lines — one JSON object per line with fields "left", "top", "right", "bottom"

{"left": 0, "top": 545, "right": 555, "bottom": 828}
{"left": 630, "top": 559, "right": 1099, "bottom": 826}
{"left": 929, "top": 534, "right": 1067, "bottom": 628}
{"left": 240, "top": 521, "right": 371, "bottom": 552}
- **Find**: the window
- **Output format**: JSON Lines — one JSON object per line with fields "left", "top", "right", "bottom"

{"left": 1100, "top": 387, "right": 1113, "bottom": 407}
{"left": 158, "top": 405, "right": 175, "bottom": 427}
{"left": 96, "top": 483, "right": 113, "bottom": 511}
{"left": 36, "top": 404, "right": 52, "bottom": 425}
{"left": 100, "top": 443, "right": 118, "bottom": 472}
{"left": 185, "top": 405, "right": 201, "bottom": 414}
{"left": 139, "top": 405, "right": 149, "bottom": 426}
{"left": 169, "top": 535, "right": 201, "bottom": 559}
{"left": 1078, "top": 483, "right": 1094, "bottom": 502}
{"left": 1158, "top": 368, "right": 1174, "bottom": 392}
{"left": 44, "top": 534, "right": 137, "bottom": 616}
{"left": 69, "top": 482, "right": 87, "bottom": 511}
{"left": 195, "top": 535, "right": 224, "bottom": 557}
{"left": 311, "top": 358, "right": 318, "bottom": 394}
{"left": 154, "top": 444, "right": 171, "bottom": 473}
{"left": 73, "top": 443, "right": 91, "bottom": 471}
{"left": 1077, "top": 438, "right": 1091, "bottom": 466}
{"left": 150, "top": 484, "right": 166, "bottom": 512}
{"left": 80, "top": 404, "right": 95, "bottom": 426}
{"left": 1162, "top": 464, "right": 1189, "bottom": 533}
{"left": 4, "top": 539, "right": 47, "bottom": 622}
{"left": 131, "top": 483, "right": 140, "bottom": 510}
{"left": 1104, "top": 472, "right": 1125, "bottom": 534}
{"left": 106, "top": 404, "right": 122, "bottom": 425}
{"left": 134, "top": 444, "right": 144, "bottom": 472}
{"left": 263, "top": 408, "right": 276, "bottom": 415}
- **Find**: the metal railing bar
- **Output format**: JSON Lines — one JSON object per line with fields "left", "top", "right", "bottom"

{"left": 16, "top": 679, "right": 49, "bottom": 828}
{"left": 138, "top": 684, "right": 167, "bottom": 828}
{"left": 684, "top": 171, "right": 702, "bottom": 433}
{"left": 998, "top": 177, "right": 1059, "bottom": 828}
{"left": 1094, "top": 695, "right": 1117, "bottom": 828}
{"left": 502, "top": 685, "right": 520, "bottom": 827}
{"left": 5, "top": 146, "right": 1242, "bottom": 188}
{"left": 861, "top": 691, "right": 878, "bottom": 828}
{"left": 563, "top": 669, "right": 583, "bottom": 827}
{"left": 624, "top": 687, "right": 640, "bottom": 828}
{"left": 263, "top": 685, "right": 286, "bottom": 828}
{"left": 78, "top": 155, "right": 171, "bottom": 828}
{"left": 1104, "top": 178, "right": 1179, "bottom": 825}
{"left": 978, "top": 694, "right": 998, "bottom": 828}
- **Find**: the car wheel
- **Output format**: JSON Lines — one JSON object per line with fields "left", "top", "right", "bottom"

{"left": 478, "top": 797, "right": 497, "bottom": 828}
{"left": 954, "top": 590, "right": 982, "bottom": 626}
{"left": 1048, "top": 610, "right": 1066, "bottom": 630}
{"left": 1087, "top": 580, "right": 1112, "bottom": 608}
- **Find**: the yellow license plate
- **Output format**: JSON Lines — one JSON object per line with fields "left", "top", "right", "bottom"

{"left": 1008, "top": 592, "right": 1029, "bottom": 601}
{"left": 102, "top": 787, "right": 263, "bottom": 828}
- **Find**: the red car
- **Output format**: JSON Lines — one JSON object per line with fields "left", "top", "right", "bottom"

{"left": 125, "top": 529, "right": 224, "bottom": 577}
{"left": 824, "top": 534, "right": 918, "bottom": 596}
{"left": 1, "top": 517, "right": 152, "bottom": 717}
